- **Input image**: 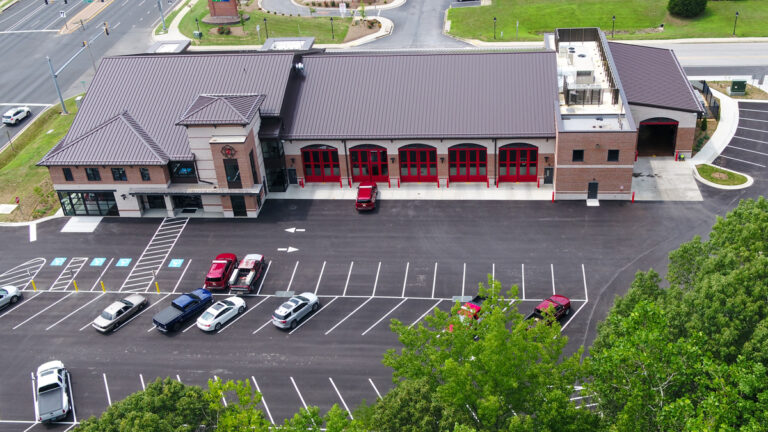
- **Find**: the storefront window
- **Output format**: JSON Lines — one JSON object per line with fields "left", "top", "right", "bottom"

{"left": 57, "top": 191, "right": 118, "bottom": 216}
{"left": 169, "top": 161, "right": 197, "bottom": 183}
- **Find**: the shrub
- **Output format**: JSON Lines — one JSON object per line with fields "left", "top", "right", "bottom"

{"left": 700, "top": 117, "right": 708, "bottom": 131}
{"left": 331, "top": 0, "right": 337, "bottom": 6}
{"left": 668, "top": 0, "right": 707, "bottom": 18}
{"left": 217, "top": 26, "right": 231, "bottom": 35}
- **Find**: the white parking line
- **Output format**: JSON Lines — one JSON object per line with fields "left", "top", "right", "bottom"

{"left": 462, "top": 263, "right": 466, "bottom": 298}
{"left": 29, "top": 223, "right": 36, "bottom": 242}
{"left": 68, "top": 370, "right": 77, "bottom": 424}
{"left": 325, "top": 297, "right": 373, "bottom": 335}
{"left": 733, "top": 135, "right": 768, "bottom": 145}
{"left": 182, "top": 320, "right": 198, "bottom": 333}
{"left": 289, "top": 297, "right": 337, "bottom": 334}
{"left": 521, "top": 264, "right": 525, "bottom": 299}
{"left": 252, "top": 319, "right": 272, "bottom": 334}
{"left": 738, "top": 125, "right": 768, "bottom": 134}
{"left": 372, "top": 262, "right": 381, "bottom": 296}
{"left": 551, "top": 263, "right": 556, "bottom": 295}
{"left": 314, "top": 261, "right": 326, "bottom": 295}
{"left": 214, "top": 376, "right": 227, "bottom": 406}
{"left": 286, "top": 261, "right": 299, "bottom": 292}
{"left": 172, "top": 259, "right": 192, "bottom": 294}
{"left": 561, "top": 264, "right": 589, "bottom": 332}
{"left": 251, "top": 376, "right": 274, "bottom": 425}
{"left": 329, "top": 377, "right": 353, "bottom": 419}
{"left": 86, "top": 293, "right": 169, "bottom": 332}
{"left": 741, "top": 117, "right": 768, "bottom": 123}
{"left": 431, "top": 262, "right": 437, "bottom": 298}
{"left": 361, "top": 298, "right": 407, "bottom": 336}
{"left": 89, "top": 258, "right": 115, "bottom": 291}
{"left": 140, "top": 374, "right": 146, "bottom": 391}
{"left": 729, "top": 145, "right": 768, "bottom": 157}
{"left": 1, "top": 257, "right": 45, "bottom": 291}
{"left": 342, "top": 261, "right": 354, "bottom": 296}
{"left": 103, "top": 373, "right": 112, "bottom": 406}
{"left": 217, "top": 296, "right": 270, "bottom": 334}
{"left": 176, "top": 375, "right": 182, "bottom": 383}
{"left": 719, "top": 154, "right": 766, "bottom": 167}
{"left": 13, "top": 293, "right": 74, "bottom": 330}
{"left": 410, "top": 300, "right": 442, "bottom": 327}
{"left": 368, "top": 378, "right": 382, "bottom": 400}
{"left": 255, "top": 260, "right": 272, "bottom": 296}
{"left": 290, "top": 376, "right": 308, "bottom": 410}
{"left": 46, "top": 293, "right": 105, "bottom": 331}
{"left": 30, "top": 371, "right": 37, "bottom": 427}
{"left": 492, "top": 263, "right": 495, "bottom": 282}
{"left": 401, "top": 262, "right": 409, "bottom": 298}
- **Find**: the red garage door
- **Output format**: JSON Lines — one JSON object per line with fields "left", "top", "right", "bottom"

{"left": 449, "top": 145, "right": 487, "bottom": 182}
{"left": 350, "top": 146, "right": 389, "bottom": 182}
{"left": 498, "top": 145, "right": 537, "bottom": 183}
{"left": 302, "top": 146, "right": 340, "bottom": 182}
{"left": 399, "top": 145, "right": 437, "bottom": 182}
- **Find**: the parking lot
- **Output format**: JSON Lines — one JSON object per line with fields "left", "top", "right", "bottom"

{"left": 0, "top": 198, "right": 724, "bottom": 430}
{"left": 713, "top": 101, "right": 768, "bottom": 180}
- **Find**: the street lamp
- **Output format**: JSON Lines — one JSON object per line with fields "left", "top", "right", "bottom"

{"left": 733, "top": 11, "right": 739, "bottom": 36}
{"left": 493, "top": 16, "right": 497, "bottom": 40}
{"left": 330, "top": 17, "right": 334, "bottom": 40}
{"left": 612, "top": 15, "right": 615, "bottom": 39}
{"left": 195, "top": 17, "right": 202, "bottom": 39}
{"left": 156, "top": 0, "right": 167, "bottom": 33}
{"left": 263, "top": 17, "right": 269, "bottom": 39}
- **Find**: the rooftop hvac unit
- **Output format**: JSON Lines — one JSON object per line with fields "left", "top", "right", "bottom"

{"left": 575, "top": 69, "right": 594, "bottom": 85}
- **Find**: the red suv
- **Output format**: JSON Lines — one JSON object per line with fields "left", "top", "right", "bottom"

{"left": 355, "top": 181, "right": 378, "bottom": 211}
{"left": 203, "top": 253, "right": 238, "bottom": 290}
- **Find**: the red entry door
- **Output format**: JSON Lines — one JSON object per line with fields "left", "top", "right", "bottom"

{"left": 399, "top": 148, "right": 437, "bottom": 182}
{"left": 449, "top": 147, "right": 487, "bottom": 182}
{"left": 302, "top": 147, "right": 340, "bottom": 182}
{"left": 350, "top": 148, "right": 389, "bottom": 182}
{"left": 498, "top": 147, "right": 538, "bottom": 183}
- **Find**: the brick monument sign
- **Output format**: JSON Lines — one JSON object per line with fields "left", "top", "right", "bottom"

{"left": 203, "top": 0, "right": 247, "bottom": 25}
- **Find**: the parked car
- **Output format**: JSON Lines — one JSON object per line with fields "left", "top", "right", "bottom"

{"left": 355, "top": 181, "right": 378, "bottom": 211}
{"left": 448, "top": 295, "right": 486, "bottom": 333}
{"left": 525, "top": 294, "right": 571, "bottom": 322}
{"left": 92, "top": 294, "right": 147, "bottom": 333}
{"left": 2, "top": 106, "right": 31, "bottom": 125}
{"left": 152, "top": 289, "right": 213, "bottom": 332}
{"left": 35, "top": 360, "right": 71, "bottom": 423}
{"left": 228, "top": 254, "right": 266, "bottom": 293}
{"left": 272, "top": 292, "right": 320, "bottom": 329}
{"left": 204, "top": 253, "right": 238, "bottom": 290}
{"left": 197, "top": 296, "right": 246, "bottom": 331}
{"left": 0, "top": 285, "right": 22, "bottom": 309}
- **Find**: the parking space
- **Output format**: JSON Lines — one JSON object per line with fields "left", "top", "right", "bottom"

{"left": 714, "top": 102, "right": 768, "bottom": 176}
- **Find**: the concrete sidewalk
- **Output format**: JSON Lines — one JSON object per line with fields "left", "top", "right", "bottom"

{"left": 691, "top": 87, "right": 739, "bottom": 165}
{"left": 269, "top": 181, "right": 553, "bottom": 200}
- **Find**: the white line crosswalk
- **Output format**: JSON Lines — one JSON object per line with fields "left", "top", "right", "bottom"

{"left": 120, "top": 218, "right": 188, "bottom": 292}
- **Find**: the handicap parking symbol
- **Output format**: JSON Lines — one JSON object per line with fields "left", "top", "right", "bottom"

{"left": 90, "top": 257, "right": 107, "bottom": 267}
{"left": 116, "top": 258, "right": 132, "bottom": 267}
{"left": 51, "top": 257, "right": 67, "bottom": 266}
{"left": 168, "top": 259, "right": 184, "bottom": 268}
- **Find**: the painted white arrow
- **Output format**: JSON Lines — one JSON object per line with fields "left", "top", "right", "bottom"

{"left": 284, "top": 227, "right": 306, "bottom": 233}
{"left": 277, "top": 247, "right": 299, "bottom": 253}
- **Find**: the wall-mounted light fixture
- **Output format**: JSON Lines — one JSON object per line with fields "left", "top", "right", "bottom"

{"left": 120, "top": 194, "right": 127, "bottom": 200}
{"left": 544, "top": 156, "right": 550, "bottom": 163}
{"left": 390, "top": 157, "right": 395, "bottom": 164}
{"left": 595, "top": 143, "right": 601, "bottom": 148}
{"left": 440, "top": 157, "right": 445, "bottom": 164}
{"left": 290, "top": 157, "right": 295, "bottom": 165}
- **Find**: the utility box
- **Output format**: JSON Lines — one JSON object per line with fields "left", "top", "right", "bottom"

{"left": 193, "top": 31, "right": 203, "bottom": 39}
{"left": 729, "top": 80, "right": 747, "bottom": 96}
{"left": 75, "top": 96, "right": 83, "bottom": 109}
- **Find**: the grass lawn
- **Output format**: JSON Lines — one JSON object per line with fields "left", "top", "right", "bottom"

{"left": 708, "top": 81, "right": 768, "bottom": 100}
{"left": 180, "top": 0, "right": 351, "bottom": 45}
{"left": 0, "top": 0, "right": 16, "bottom": 11}
{"left": 448, "top": 0, "right": 768, "bottom": 41}
{"left": 696, "top": 164, "right": 747, "bottom": 186}
{"left": 0, "top": 97, "right": 80, "bottom": 222}
{"left": 155, "top": 0, "right": 192, "bottom": 35}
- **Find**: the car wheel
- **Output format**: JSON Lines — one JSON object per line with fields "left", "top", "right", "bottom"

{"left": 238, "top": 306, "right": 245, "bottom": 314}
{"left": 312, "top": 302, "right": 318, "bottom": 311}
{"left": 214, "top": 322, "right": 221, "bottom": 331}
{"left": 10, "top": 295, "right": 19, "bottom": 304}
{"left": 172, "top": 323, "right": 181, "bottom": 332}
{"left": 290, "top": 320, "right": 297, "bottom": 329}
{"left": 565, "top": 308, "right": 571, "bottom": 316}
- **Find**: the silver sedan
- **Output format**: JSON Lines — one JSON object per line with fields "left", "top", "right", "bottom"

{"left": 272, "top": 292, "right": 320, "bottom": 329}
{"left": 92, "top": 294, "right": 147, "bottom": 333}
{"left": 0, "top": 285, "right": 22, "bottom": 310}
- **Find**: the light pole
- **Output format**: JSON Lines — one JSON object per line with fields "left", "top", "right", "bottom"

{"left": 46, "top": 57, "right": 68, "bottom": 115}
{"left": 330, "top": 17, "right": 334, "bottom": 40}
{"left": 157, "top": 0, "right": 167, "bottom": 33}
{"left": 195, "top": 17, "right": 202, "bottom": 39}
{"left": 263, "top": 17, "right": 269, "bottom": 39}
{"left": 732, "top": 11, "right": 739, "bottom": 36}
{"left": 493, "top": 16, "right": 497, "bottom": 40}
{"left": 612, "top": 15, "right": 615, "bottom": 39}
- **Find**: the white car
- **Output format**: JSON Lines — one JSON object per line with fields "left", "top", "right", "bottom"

{"left": 196, "top": 296, "right": 246, "bottom": 331}
{"left": 2, "top": 106, "right": 31, "bottom": 125}
{"left": 272, "top": 292, "right": 320, "bottom": 329}
{"left": 0, "top": 285, "right": 22, "bottom": 309}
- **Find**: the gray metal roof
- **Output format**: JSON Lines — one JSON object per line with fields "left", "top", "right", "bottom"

{"left": 282, "top": 51, "right": 558, "bottom": 139}
{"left": 39, "top": 111, "right": 169, "bottom": 166}
{"left": 41, "top": 52, "right": 295, "bottom": 166}
{"left": 608, "top": 42, "right": 702, "bottom": 113}
{"left": 176, "top": 94, "right": 265, "bottom": 126}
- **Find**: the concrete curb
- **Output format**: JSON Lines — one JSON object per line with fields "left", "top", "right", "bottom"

{"left": 0, "top": 0, "right": 19, "bottom": 13}
{"left": 60, "top": 0, "right": 115, "bottom": 35}
{"left": 152, "top": 0, "right": 195, "bottom": 43}
{"left": 691, "top": 163, "right": 753, "bottom": 190}
{"left": 691, "top": 88, "right": 738, "bottom": 165}
{"left": 0, "top": 209, "right": 64, "bottom": 227}
{"left": 289, "top": 0, "right": 406, "bottom": 12}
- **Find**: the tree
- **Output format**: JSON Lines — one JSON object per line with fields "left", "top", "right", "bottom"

{"left": 667, "top": 0, "right": 707, "bottom": 18}
{"left": 203, "top": 378, "right": 271, "bottom": 432}
{"left": 365, "top": 276, "right": 600, "bottom": 432}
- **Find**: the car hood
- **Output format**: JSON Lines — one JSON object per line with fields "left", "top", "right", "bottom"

{"left": 93, "top": 316, "right": 113, "bottom": 328}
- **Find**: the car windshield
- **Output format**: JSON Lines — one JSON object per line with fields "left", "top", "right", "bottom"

{"left": 201, "top": 312, "right": 214, "bottom": 321}
{"left": 357, "top": 198, "right": 371, "bottom": 203}
{"left": 100, "top": 311, "right": 114, "bottom": 320}
{"left": 222, "top": 300, "right": 235, "bottom": 307}
{"left": 0, "top": 289, "right": 6, "bottom": 295}
{"left": 39, "top": 383, "right": 60, "bottom": 393}
{"left": 295, "top": 296, "right": 309, "bottom": 303}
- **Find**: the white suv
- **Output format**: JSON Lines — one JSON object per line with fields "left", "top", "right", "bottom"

{"left": 2, "top": 106, "right": 31, "bottom": 125}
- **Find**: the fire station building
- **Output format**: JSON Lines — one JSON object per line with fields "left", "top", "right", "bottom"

{"left": 39, "top": 28, "right": 702, "bottom": 217}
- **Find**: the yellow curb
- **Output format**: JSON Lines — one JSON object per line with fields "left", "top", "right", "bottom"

{"left": 60, "top": 0, "right": 115, "bottom": 35}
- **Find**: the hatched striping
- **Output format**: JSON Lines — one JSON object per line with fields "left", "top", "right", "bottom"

{"left": 49, "top": 257, "right": 88, "bottom": 291}
{"left": 0, "top": 258, "right": 46, "bottom": 291}
{"left": 120, "top": 217, "right": 188, "bottom": 292}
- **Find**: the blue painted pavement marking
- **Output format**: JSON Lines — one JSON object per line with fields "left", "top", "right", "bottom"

{"left": 90, "top": 257, "right": 107, "bottom": 267}
{"left": 168, "top": 259, "right": 184, "bottom": 268}
{"left": 116, "top": 258, "right": 133, "bottom": 267}
{"left": 51, "top": 257, "right": 67, "bottom": 266}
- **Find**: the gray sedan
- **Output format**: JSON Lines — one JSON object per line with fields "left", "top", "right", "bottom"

{"left": 272, "top": 292, "right": 320, "bottom": 329}
{"left": 0, "top": 285, "right": 22, "bottom": 310}
{"left": 92, "top": 294, "right": 147, "bottom": 332}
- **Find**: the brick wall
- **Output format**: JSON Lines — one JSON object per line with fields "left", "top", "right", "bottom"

{"left": 210, "top": 132, "right": 259, "bottom": 189}
{"left": 208, "top": 0, "right": 238, "bottom": 17}
{"left": 49, "top": 165, "right": 169, "bottom": 185}
{"left": 676, "top": 127, "right": 695, "bottom": 153}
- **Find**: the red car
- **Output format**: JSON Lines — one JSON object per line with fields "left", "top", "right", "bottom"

{"left": 526, "top": 294, "right": 571, "bottom": 322}
{"left": 203, "top": 253, "right": 238, "bottom": 290}
{"left": 355, "top": 181, "right": 378, "bottom": 211}
{"left": 228, "top": 254, "right": 266, "bottom": 293}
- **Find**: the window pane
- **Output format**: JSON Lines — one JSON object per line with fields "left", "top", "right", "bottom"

{"left": 429, "top": 165, "right": 437, "bottom": 176}
{"left": 352, "top": 166, "right": 360, "bottom": 176}
{"left": 459, "top": 152, "right": 466, "bottom": 162}
{"left": 324, "top": 166, "right": 331, "bottom": 176}
{"left": 480, "top": 152, "right": 486, "bottom": 162}
{"left": 351, "top": 152, "right": 358, "bottom": 163}
{"left": 450, "top": 166, "right": 457, "bottom": 175}
{"left": 314, "top": 166, "right": 321, "bottom": 176}
{"left": 399, "top": 150, "right": 407, "bottom": 161}
{"left": 370, "top": 152, "right": 378, "bottom": 163}
{"left": 362, "top": 165, "right": 369, "bottom": 176}
{"left": 459, "top": 165, "right": 466, "bottom": 175}
{"left": 372, "top": 166, "right": 379, "bottom": 176}
{"left": 480, "top": 166, "right": 487, "bottom": 175}
{"left": 470, "top": 165, "right": 477, "bottom": 175}
{"left": 430, "top": 152, "right": 436, "bottom": 162}
{"left": 499, "top": 151, "right": 507, "bottom": 162}
{"left": 529, "top": 165, "right": 537, "bottom": 176}
{"left": 420, "top": 165, "right": 427, "bottom": 176}
{"left": 520, "top": 152, "right": 527, "bottom": 162}
{"left": 450, "top": 151, "right": 456, "bottom": 162}
{"left": 361, "top": 152, "right": 368, "bottom": 162}
{"left": 401, "top": 166, "right": 408, "bottom": 176}
{"left": 332, "top": 152, "right": 339, "bottom": 162}
{"left": 420, "top": 152, "right": 427, "bottom": 163}
{"left": 381, "top": 165, "right": 388, "bottom": 176}
{"left": 509, "top": 151, "right": 517, "bottom": 162}
{"left": 469, "top": 151, "right": 476, "bottom": 162}
{"left": 333, "top": 166, "right": 340, "bottom": 176}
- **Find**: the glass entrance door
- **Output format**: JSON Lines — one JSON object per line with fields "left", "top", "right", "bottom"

{"left": 498, "top": 146, "right": 538, "bottom": 183}
{"left": 399, "top": 147, "right": 437, "bottom": 182}
{"left": 350, "top": 147, "right": 388, "bottom": 182}
{"left": 302, "top": 147, "right": 340, "bottom": 182}
{"left": 449, "top": 146, "right": 487, "bottom": 182}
